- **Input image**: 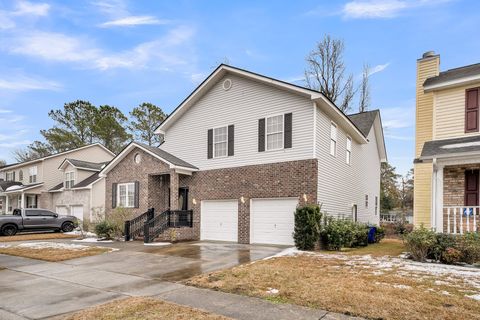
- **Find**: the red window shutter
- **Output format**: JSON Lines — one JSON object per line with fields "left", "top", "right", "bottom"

{"left": 465, "top": 170, "right": 479, "bottom": 207}
{"left": 465, "top": 88, "right": 479, "bottom": 133}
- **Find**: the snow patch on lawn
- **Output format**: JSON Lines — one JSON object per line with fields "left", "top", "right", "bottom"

{"left": 467, "top": 294, "right": 480, "bottom": 300}
{"left": 144, "top": 242, "right": 171, "bottom": 246}
{"left": 65, "top": 230, "right": 97, "bottom": 238}
{"left": 72, "top": 238, "right": 113, "bottom": 243}
{"left": 263, "top": 247, "right": 303, "bottom": 260}
{"left": 2, "top": 241, "right": 117, "bottom": 252}
{"left": 266, "top": 288, "right": 279, "bottom": 295}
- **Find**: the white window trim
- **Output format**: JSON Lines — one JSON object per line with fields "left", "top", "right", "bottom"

{"left": 6, "top": 172, "right": 14, "bottom": 182}
{"left": 65, "top": 171, "right": 75, "bottom": 189}
{"left": 117, "top": 182, "right": 135, "bottom": 208}
{"left": 265, "top": 113, "right": 285, "bottom": 151}
{"left": 346, "top": 136, "right": 352, "bottom": 165}
{"left": 212, "top": 125, "right": 228, "bottom": 159}
{"left": 29, "top": 166, "right": 37, "bottom": 184}
{"left": 330, "top": 122, "right": 337, "bottom": 157}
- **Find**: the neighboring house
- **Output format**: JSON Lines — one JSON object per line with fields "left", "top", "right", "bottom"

{"left": 0, "top": 144, "right": 115, "bottom": 222}
{"left": 100, "top": 64, "right": 387, "bottom": 245}
{"left": 414, "top": 51, "right": 480, "bottom": 233}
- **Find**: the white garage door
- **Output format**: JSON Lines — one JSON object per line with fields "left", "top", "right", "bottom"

{"left": 201, "top": 200, "right": 238, "bottom": 242}
{"left": 56, "top": 206, "right": 68, "bottom": 216}
{"left": 251, "top": 198, "right": 298, "bottom": 245}
{"left": 71, "top": 205, "right": 84, "bottom": 221}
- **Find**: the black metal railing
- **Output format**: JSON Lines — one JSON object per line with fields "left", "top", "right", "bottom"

{"left": 124, "top": 208, "right": 155, "bottom": 241}
{"left": 143, "top": 209, "right": 193, "bottom": 243}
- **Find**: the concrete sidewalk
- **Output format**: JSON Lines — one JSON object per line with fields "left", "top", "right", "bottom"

{"left": 0, "top": 249, "right": 360, "bottom": 320}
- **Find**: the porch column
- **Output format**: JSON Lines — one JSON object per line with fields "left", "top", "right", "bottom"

{"left": 169, "top": 170, "right": 179, "bottom": 210}
{"left": 433, "top": 165, "right": 444, "bottom": 232}
{"left": 5, "top": 195, "right": 9, "bottom": 214}
{"left": 21, "top": 193, "right": 25, "bottom": 209}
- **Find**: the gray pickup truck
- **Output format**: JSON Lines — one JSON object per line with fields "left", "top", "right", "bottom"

{"left": 0, "top": 208, "right": 78, "bottom": 236}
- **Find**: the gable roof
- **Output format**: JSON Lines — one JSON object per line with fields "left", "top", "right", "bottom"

{"left": 49, "top": 182, "right": 64, "bottom": 192}
{"left": 99, "top": 141, "right": 198, "bottom": 177}
{"left": 0, "top": 143, "right": 115, "bottom": 172}
{"left": 58, "top": 158, "right": 109, "bottom": 171}
{"left": 420, "top": 135, "right": 480, "bottom": 160}
{"left": 73, "top": 172, "right": 101, "bottom": 189}
{"left": 424, "top": 62, "right": 480, "bottom": 91}
{"left": 154, "top": 64, "right": 367, "bottom": 143}
{"left": 348, "top": 110, "right": 380, "bottom": 136}
{"left": 4, "top": 183, "right": 44, "bottom": 194}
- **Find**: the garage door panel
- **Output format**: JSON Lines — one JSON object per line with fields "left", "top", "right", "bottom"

{"left": 201, "top": 200, "right": 238, "bottom": 242}
{"left": 251, "top": 198, "right": 298, "bottom": 245}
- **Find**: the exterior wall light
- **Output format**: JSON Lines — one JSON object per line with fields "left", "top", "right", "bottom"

{"left": 303, "top": 194, "right": 308, "bottom": 202}
{"left": 240, "top": 196, "right": 245, "bottom": 204}
{"left": 192, "top": 198, "right": 197, "bottom": 205}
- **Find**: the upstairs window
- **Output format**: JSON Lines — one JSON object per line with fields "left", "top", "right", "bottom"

{"left": 65, "top": 172, "right": 75, "bottom": 189}
{"left": 213, "top": 126, "right": 228, "bottom": 158}
{"left": 346, "top": 137, "right": 352, "bottom": 165}
{"left": 29, "top": 166, "right": 37, "bottom": 184}
{"left": 19, "top": 170, "right": 24, "bottom": 182}
{"left": 330, "top": 123, "right": 337, "bottom": 156}
{"left": 118, "top": 183, "right": 135, "bottom": 208}
{"left": 6, "top": 171, "right": 15, "bottom": 182}
{"left": 266, "top": 115, "right": 284, "bottom": 150}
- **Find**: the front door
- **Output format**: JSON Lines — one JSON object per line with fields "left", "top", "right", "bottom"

{"left": 465, "top": 170, "right": 479, "bottom": 207}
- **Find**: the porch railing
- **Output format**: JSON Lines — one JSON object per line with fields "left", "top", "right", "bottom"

{"left": 124, "top": 208, "right": 155, "bottom": 241}
{"left": 143, "top": 209, "right": 193, "bottom": 243}
{"left": 445, "top": 206, "right": 479, "bottom": 234}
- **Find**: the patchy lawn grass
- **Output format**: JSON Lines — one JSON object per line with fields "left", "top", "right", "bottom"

{"left": 334, "top": 238, "right": 406, "bottom": 257}
{"left": 0, "top": 233, "right": 78, "bottom": 242}
{"left": 186, "top": 250, "right": 480, "bottom": 320}
{"left": 0, "top": 242, "right": 112, "bottom": 262}
{"left": 63, "top": 297, "right": 231, "bottom": 320}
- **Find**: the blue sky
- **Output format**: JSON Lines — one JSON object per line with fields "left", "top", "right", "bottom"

{"left": 0, "top": 0, "right": 479, "bottom": 176}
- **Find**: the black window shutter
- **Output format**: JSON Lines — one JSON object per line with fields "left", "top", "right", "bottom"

{"left": 112, "top": 183, "right": 117, "bottom": 208}
{"left": 134, "top": 181, "right": 140, "bottom": 208}
{"left": 13, "top": 172, "right": 15, "bottom": 182}
{"left": 284, "top": 113, "right": 292, "bottom": 148}
{"left": 228, "top": 125, "right": 234, "bottom": 156}
{"left": 34, "top": 195, "right": 38, "bottom": 208}
{"left": 207, "top": 129, "right": 213, "bottom": 159}
{"left": 258, "top": 118, "right": 265, "bottom": 152}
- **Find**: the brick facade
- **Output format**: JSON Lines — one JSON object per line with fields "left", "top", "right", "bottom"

{"left": 443, "top": 165, "right": 480, "bottom": 233}
{"left": 106, "top": 146, "right": 318, "bottom": 244}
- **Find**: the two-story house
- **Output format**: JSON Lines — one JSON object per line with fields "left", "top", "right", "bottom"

{"left": 415, "top": 51, "right": 480, "bottom": 233}
{"left": 100, "top": 64, "right": 387, "bottom": 245}
{"left": 0, "top": 144, "right": 114, "bottom": 223}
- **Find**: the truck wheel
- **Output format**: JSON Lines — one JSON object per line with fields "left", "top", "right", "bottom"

{"left": 1, "top": 224, "right": 17, "bottom": 236}
{"left": 61, "top": 222, "right": 75, "bottom": 233}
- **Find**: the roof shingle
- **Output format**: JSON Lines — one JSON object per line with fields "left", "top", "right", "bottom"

{"left": 348, "top": 110, "right": 379, "bottom": 137}
{"left": 424, "top": 63, "right": 480, "bottom": 88}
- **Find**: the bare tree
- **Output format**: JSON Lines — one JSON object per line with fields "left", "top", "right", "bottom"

{"left": 358, "top": 63, "right": 371, "bottom": 113}
{"left": 304, "top": 35, "right": 356, "bottom": 113}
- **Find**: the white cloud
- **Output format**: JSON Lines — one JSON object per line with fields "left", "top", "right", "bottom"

{"left": 342, "top": 0, "right": 452, "bottom": 19}
{"left": 100, "top": 15, "right": 168, "bottom": 27}
{"left": 14, "top": 1, "right": 50, "bottom": 16}
{"left": 368, "top": 63, "right": 390, "bottom": 76}
{"left": 385, "top": 134, "right": 414, "bottom": 141}
{"left": 190, "top": 73, "right": 205, "bottom": 84}
{"left": 0, "top": 75, "right": 61, "bottom": 91}
{"left": 3, "top": 26, "right": 196, "bottom": 71}
{"left": 381, "top": 106, "right": 414, "bottom": 130}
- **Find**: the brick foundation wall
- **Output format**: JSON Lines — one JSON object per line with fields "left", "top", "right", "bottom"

{"left": 106, "top": 146, "right": 318, "bottom": 244}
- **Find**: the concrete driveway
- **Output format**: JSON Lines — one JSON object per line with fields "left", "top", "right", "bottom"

{"left": 0, "top": 241, "right": 285, "bottom": 319}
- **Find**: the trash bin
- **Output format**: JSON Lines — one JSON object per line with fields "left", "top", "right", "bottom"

{"left": 368, "top": 226, "right": 377, "bottom": 244}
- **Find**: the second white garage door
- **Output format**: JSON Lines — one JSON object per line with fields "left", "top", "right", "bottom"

{"left": 71, "top": 205, "right": 84, "bottom": 221}
{"left": 250, "top": 198, "right": 298, "bottom": 245}
{"left": 201, "top": 200, "right": 238, "bottom": 242}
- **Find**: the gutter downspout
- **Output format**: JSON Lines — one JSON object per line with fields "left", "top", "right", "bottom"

{"left": 431, "top": 158, "right": 437, "bottom": 231}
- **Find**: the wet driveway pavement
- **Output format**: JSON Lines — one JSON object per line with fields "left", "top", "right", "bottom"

{"left": 63, "top": 241, "right": 285, "bottom": 281}
{"left": 0, "top": 241, "right": 286, "bottom": 319}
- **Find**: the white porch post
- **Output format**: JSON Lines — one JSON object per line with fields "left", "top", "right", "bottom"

{"left": 21, "top": 192, "right": 25, "bottom": 209}
{"left": 435, "top": 165, "right": 444, "bottom": 232}
{"left": 5, "top": 195, "right": 9, "bottom": 214}
{"left": 431, "top": 158, "right": 437, "bottom": 231}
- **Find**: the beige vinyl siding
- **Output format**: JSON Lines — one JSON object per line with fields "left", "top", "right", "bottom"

{"left": 42, "top": 145, "right": 113, "bottom": 190}
{"left": 434, "top": 83, "right": 480, "bottom": 140}
{"left": 316, "top": 107, "right": 380, "bottom": 224}
{"left": 91, "top": 178, "right": 106, "bottom": 211}
{"left": 161, "top": 74, "right": 314, "bottom": 170}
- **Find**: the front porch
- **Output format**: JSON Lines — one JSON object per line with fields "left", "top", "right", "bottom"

{"left": 3, "top": 183, "right": 43, "bottom": 214}
{"left": 432, "top": 161, "right": 480, "bottom": 233}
